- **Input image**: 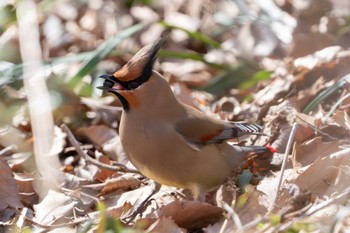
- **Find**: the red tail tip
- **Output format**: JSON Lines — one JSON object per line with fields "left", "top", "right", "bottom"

{"left": 266, "top": 146, "right": 277, "bottom": 153}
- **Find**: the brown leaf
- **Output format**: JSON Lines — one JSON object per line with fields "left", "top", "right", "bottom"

{"left": 97, "top": 174, "right": 142, "bottom": 197}
{"left": 158, "top": 200, "right": 223, "bottom": 229}
{"left": 146, "top": 217, "right": 185, "bottom": 233}
{"left": 292, "top": 137, "right": 340, "bottom": 168}
{"left": 332, "top": 110, "right": 350, "bottom": 130}
{"left": 76, "top": 125, "right": 117, "bottom": 147}
{"left": 237, "top": 187, "right": 268, "bottom": 224}
{"left": 319, "top": 124, "right": 350, "bottom": 140}
{"left": 294, "top": 147, "right": 350, "bottom": 198}
{"left": 0, "top": 158, "right": 23, "bottom": 210}
{"left": 93, "top": 155, "right": 117, "bottom": 182}
{"left": 34, "top": 190, "right": 77, "bottom": 225}
{"left": 257, "top": 169, "right": 297, "bottom": 211}
{"left": 14, "top": 173, "right": 38, "bottom": 207}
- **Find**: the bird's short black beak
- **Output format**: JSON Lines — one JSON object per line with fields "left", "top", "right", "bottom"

{"left": 97, "top": 74, "right": 116, "bottom": 90}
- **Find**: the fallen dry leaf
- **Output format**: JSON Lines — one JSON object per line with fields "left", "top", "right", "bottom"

{"left": 145, "top": 217, "right": 185, "bottom": 233}
{"left": 76, "top": 125, "right": 117, "bottom": 148}
{"left": 292, "top": 137, "right": 340, "bottom": 168}
{"left": 93, "top": 155, "right": 117, "bottom": 182}
{"left": 97, "top": 173, "right": 142, "bottom": 197}
{"left": 0, "top": 158, "right": 23, "bottom": 210}
{"left": 33, "top": 190, "right": 78, "bottom": 225}
{"left": 294, "top": 147, "right": 350, "bottom": 198}
{"left": 257, "top": 169, "right": 297, "bottom": 211}
{"left": 236, "top": 187, "right": 268, "bottom": 224}
{"left": 158, "top": 200, "right": 223, "bottom": 230}
{"left": 14, "top": 172, "right": 38, "bottom": 207}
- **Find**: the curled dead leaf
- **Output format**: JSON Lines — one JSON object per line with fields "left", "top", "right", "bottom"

{"left": 97, "top": 174, "right": 142, "bottom": 197}
{"left": 158, "top": 200, "right": 223, "bottom": 229}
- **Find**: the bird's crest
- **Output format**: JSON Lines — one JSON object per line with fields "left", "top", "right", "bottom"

{"left": 113, "top": 38, "right": 165, "bottom": 82}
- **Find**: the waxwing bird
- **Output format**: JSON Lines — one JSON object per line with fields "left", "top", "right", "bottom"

{"left": 98, "top": 38, "right": 274, "bottom": 201}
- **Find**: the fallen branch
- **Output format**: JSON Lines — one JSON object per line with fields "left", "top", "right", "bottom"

{"left": 61, "top": 124, "right": 139, "bottom": 174}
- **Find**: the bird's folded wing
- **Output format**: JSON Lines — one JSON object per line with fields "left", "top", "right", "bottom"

{"left": 174, "top": 105, "right": 263, "bottom": 150}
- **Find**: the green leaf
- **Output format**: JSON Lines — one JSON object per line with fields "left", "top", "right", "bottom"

{"left": 69, "top": 23, "right": 146, "bottom": 94}
{"left": 303, "top": 74, "right": 350, "bottom": 114}
{"left": 201, "top": 61, "right": 257, "bottom": 95}
{"left": 239, "top": 70, "right": 272, "bottom": 89}
{"left": 159, "top": 50, "right": 205, "bottom": 61}
{"left": 159, "top": 21, "right": 221, "bottom": 48}
{"left": 159, "top": 50, "right": 227, "bottom": 69}
{"left": 268, "top": 214, "right": 282, "bottom": 226}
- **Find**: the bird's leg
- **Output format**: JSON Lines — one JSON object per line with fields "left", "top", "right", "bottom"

{"left": 192, "top": 185, "right": 206, "bottom": 202}
{"left": 195, "top": 191, "right": 206, "bottom": 202}
{"left": 123, "top": 182, "right": 161, "bottom": 223}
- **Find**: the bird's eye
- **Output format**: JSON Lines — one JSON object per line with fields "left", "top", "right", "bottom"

{"left": 128, "top": 81, "right": 139, "bottom": 89}
{"left": 104, "top": 79, "right": 115, "bottom": 88}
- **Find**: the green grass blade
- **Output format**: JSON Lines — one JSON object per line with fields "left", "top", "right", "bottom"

{"left": 159, "top": 50, "right": 227, "bottom": 69}
{"left": 1, "top": 51, "right": 100, "bottom": 86}
{"left": 159, "top": 50, "right": 205, "bottom": 61}
{"left": 201, "top": 61, "right": 257, "bottom": 95}
{"left": 239, "top": 70, "right": 272, "bottom": 89}
{"left": 2, "top": 24, "right": 145, "bottom": 92}
{"left": 159, "top": 21, "right": 221, "bottom": 48}
{"left": 68, "top": 23, "right": 146, "bottom": 90}
{"left": 302, "top": 74, "right": 350, "bottom": 114}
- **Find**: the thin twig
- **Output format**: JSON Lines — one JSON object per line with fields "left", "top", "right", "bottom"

{"left": 24, "top": 216, "right": 88, "bottom": 229}
{"left": 277, "top": 187, "right": 350, "bottom": 232}
{"left": 220, "top": 202, "right": 243, "bottom": 233}
{"left": 240, "top": 215, "right": 269, "bottom": 232}
{"left": 61, "top": 124, "right": 139, "bottom": 174}
{"left": 60, "top": 187, "right": 100, "bottom": 202}
{"left": 303, "top": 187, "right": 350, "bottom": 217}
{"left": 268, "top": 122, "right": 298, "bottom": 213}
{"left": 295, "top": 114, "right": 340, "bottom": 141}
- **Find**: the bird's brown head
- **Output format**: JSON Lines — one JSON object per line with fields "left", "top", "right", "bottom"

{"left": 98, "top": 38, "right": 165, "bottom": 110}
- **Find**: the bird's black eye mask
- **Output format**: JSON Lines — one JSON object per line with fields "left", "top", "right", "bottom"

{"left": 97, "top": 72, "right": 149, "bottom": 91}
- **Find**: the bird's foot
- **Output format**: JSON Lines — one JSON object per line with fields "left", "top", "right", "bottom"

{"left": 122, "top": 182, "right": 161, "bottom": 224}
{"left": 122, "top": 196, "right": 155, "bottom": 224}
